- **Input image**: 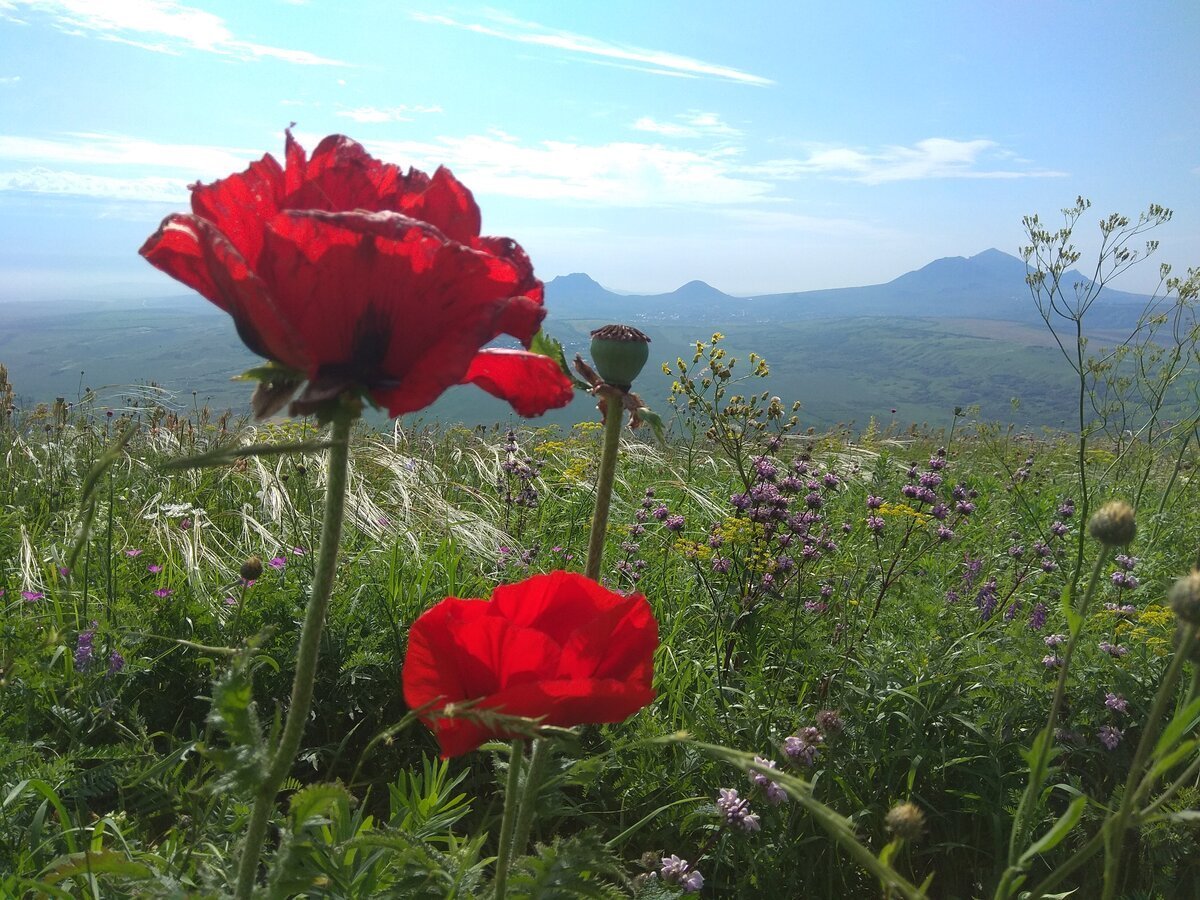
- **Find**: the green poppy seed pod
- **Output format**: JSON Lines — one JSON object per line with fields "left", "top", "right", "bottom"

{"left": 589, "top": 324, "right": 651, "bottom": 391}
{"left": 885, "top": 801, "right": 925, "bottom": 842}
{"left": 1087, "top": 500, "right": 1136, "bottom": 547}
{"left": 1169, "top": 570, "right": 1200, "bottom": 625}
{"left": 240, "top": 555, "right": 264, "bottom": 582}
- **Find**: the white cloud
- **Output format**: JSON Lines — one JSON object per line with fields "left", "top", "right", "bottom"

{"left": 0, "top": 75, "right": 20, "bottom": 85}
{"left": 350, "top": 132, "right": 776, "bottom": 207}
{"left": 0, "top": 132, "right": 262, "bottom": 174}
{"left": 4, "top": 0, "right": 347, "bottom": 65}
{"left": 0, "top": 166, "right": 187, "bottom": 201}
{"left": 410, "top": 10, "right": 771, "bottom": 85}
{"left": 751, "top": 138, "right": 1066, "bottom": 184}
{"left": 632, "top": 111, "right": 740, "bottom": 139}
{"left": 336, "top": 104, "right": 443, "bottom": 124}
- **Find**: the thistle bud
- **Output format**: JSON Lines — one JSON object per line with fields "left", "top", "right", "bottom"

{"left": 1087, "top": 500, "right": 1136, "bottom": 547}
{"left": 240, "top": 555, "right": 264, "bottom": 581}
{"left": 589, "top": 324, "right": 651, "bottom": 390}
{"left": 1169, "top": 571, "right": 1200, "bottom": 625}
{"left": 885, "top": 801, "right": 925, "bottom": 841}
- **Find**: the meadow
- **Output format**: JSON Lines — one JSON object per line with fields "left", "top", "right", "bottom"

{"left": 1, "top": 323, "right": 1198, "bottom": 897}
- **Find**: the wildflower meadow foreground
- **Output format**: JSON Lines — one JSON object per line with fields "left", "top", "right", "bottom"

{"left": 2, "top": 135, "right": 1199, "bottom": 898}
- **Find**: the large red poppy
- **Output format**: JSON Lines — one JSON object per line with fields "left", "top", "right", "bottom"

{"left": 403, "top": 571, "right": 658, "bottom": 757}
{"left": 139, "top": 132, "right": 574, "bottom": 418}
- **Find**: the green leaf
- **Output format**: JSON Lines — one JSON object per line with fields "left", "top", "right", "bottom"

{"left": 234, "top": 361, "right": 306, "bottom": 383}
{"left": 1018, "top": 795, "right": 1087, "bottom": 865}
{"left": 531, "top": 328, "right": 591, "bottom": 391}
{"left": 1060, "top": 583, "right": 1081, "bottom": 632}
{"left": 159, "top": 439, "right": 338, "bottom": 471}
{"left": 289, "top": 782, "right": 352, "bottom": 827}
{"left": 1154, "top": 696, "right": 1200, "bottom": 759}
{"left": 40, "top": 850, "right": 151, "bottom": 884}
{"left": 636, "top": 406, "right": 667, "bottom": 444}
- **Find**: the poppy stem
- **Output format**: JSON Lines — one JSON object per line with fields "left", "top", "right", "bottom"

{"left": 510, "top": 736, "right": 551, "bottom": 856}
{"left": 493, "top": 738, "right": 526, "bottom": 899}
{"left": 234, "top": 407, "right": 354, "bottom": 900}
{"left": 585, "top": 389, "right": 624, "bottom": 581}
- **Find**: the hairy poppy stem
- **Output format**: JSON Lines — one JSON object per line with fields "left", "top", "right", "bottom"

{"left": 234, "top": 408, "right": 354, "bottom": 900}
{"left": 585, "top": 390, "right": 624, "bottom": 581}
{"left": 510, "top": 736, "right": 551, "bottom": 857}
{"left": 493, "top": 738, "right": 526, "bottom": 899}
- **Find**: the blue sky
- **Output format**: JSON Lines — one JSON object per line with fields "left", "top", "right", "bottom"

{"left": 0, "top": 0, "right": 1196, "bottom": 302}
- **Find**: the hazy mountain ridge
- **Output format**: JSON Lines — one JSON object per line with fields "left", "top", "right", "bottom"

{"left": 545, "top": 248, "right": 1153, "bottom": 326}
{"left": 0, "top": 248, "right": 1170, "bottom": 429}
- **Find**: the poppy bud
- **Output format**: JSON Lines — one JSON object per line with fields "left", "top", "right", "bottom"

{"left": 240, "top": 556, "right": 264, "bottom": 581}
{"left": 885, "top": 802, "right": 925, "bottom": 841}
{"left": 1169, "top": 571, "right": 1200, "bottom": 625}
{"left": 1087, "top": 500, "right": 1136, "bottom": 546}
{"left": 589, "top": 324, "right": 651, "bottom": 391}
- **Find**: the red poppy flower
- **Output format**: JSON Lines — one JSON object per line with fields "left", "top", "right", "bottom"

{"left": 403, "top": 570, "right": 658, "bottom": 757}
{"left": 139, "top": 131, "right": 574, "bottom": 418}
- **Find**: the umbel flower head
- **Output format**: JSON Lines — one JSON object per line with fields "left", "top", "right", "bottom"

{"left": 402, "top": 571, "right": 658, "bottom": 757}
{"left": 140, "top": 131, "right": 574, "bottom": 419}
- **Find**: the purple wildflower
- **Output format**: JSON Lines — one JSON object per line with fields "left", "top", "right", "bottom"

{"left": 1111, "top": 571, "right": 1139, "bottom": 590}
{"left": 269, "top": 556, "right": 287, "bottom": 569}
{"left": 147, "top": 564, "right": 162, "bottom": 574}
{"left": 750, "top": 756, "right": 788, "bottom": 805}
{"left": 659, "top": 856, "right": 703, "bottom": 893}
{"left": 21, "top": 591, "right": 43, "bottom": 602}
{"left": 74, "top": 624, "right": 97, "bottom": 671}
{"left": 1045, "top": 633, "right": 1067, "bottom": 649}
{"left": 1028, "top": 602, "right": 1048, "bottom": 630}
{"left": 107, "top": 650, "right": 125, "bottom": 675}
{"left": 1105, "top": 693, "right": 1128, "bottom": 713}
{"left": 124, "top": 548, "right": 143, "bottom": 557}
{"left": 1041, "top": 654, "right": 1063, "bottom": 669}
{"left": 784, "top": 726, "right": 823, "bottom": 766}
{"left": 1099, "top": 641, "right": 1129, "bottom": 658}
{"left": 652, "top": 505, "right": 670, "bottom": 521}
{"left": 716, "top": 788, "right": 761, "bottom": 831}
{"left": 1114, "top": 554, "right": 1138, "bottom": 571}
{"left": 867, "top": 516, "right": 884, "bottom": 534}
{"left": 866, "top": 495, "right": 883, "bottom": 510}
{"left": 153, "top": 588, "right": 174, "bottom": 598}
{"left": 816, "top": 709, "right": 844, "bottom": 734}
{"left": 1098, "top": 725, "right": 1122, "bottom": 751}
{"left": 664, "top": 514, "right": 685, "bottom": 532}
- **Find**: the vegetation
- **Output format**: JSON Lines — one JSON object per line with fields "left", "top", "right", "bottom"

{"left": 0, "top": 201, "right": 1198, "bottom": 898}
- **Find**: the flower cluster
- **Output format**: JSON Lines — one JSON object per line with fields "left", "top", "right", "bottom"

{"left": 657, "top": 855, "right": 704, "bottom": 893}
{"left": 716, "top": 787, "right": 761, "bottom": 832}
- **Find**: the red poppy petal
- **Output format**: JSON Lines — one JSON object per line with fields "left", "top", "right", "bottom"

{"left": 285, "top": 133, "right": 408, "bottom": 213}
{"left": 483, "top": 677, "right": 656, "bottom": 729}
{"left": 489, "top": 572, "right": 624, "bottom": 645}
{"left": 258, "top": 210, "right": 549, "bottom": 413}
{"left": 139, "top": 213, "right": 307, "bottom": 369}
{"left": 189, "top": 153, "right": 284, "bottom": 269}
{"left": 400, "top": 166, "right": 481, "bottom": 245}
{"left": 402, "top": 599, "right": 561, "bottom": 715}
{"left": 557, "top": 595, "right": 658, "bottom": 684}
{"left": 259, "top": 210, "right": 520, "bottom": 383}
{"left": 456, "top": 350, "right": 575, "bottom": 418}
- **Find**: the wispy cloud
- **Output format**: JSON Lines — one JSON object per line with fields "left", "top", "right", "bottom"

{"left": 0, "top": 75, "right": 20, "bottom": 85}
{"left": 0, "top": 132, "right": 261, "bottom": 174}
{"left": 336, "top": 131, "right": 775, "bottom": 207}
{"left": 750, "top": 138, "right": 1066, "bottom": 184}
{"left": 3, "top": 0, "right": 347, "bottom": 65}
{"left": 410, "top": 10, "right": 772, "bottom": 85}
{"left": 336, "top": 104, "right": 443, "bottom": 124}
{"left": 0, "top": 166, "right": 186, "bottom": 201}
{"left": 632, "top": 111, "right": 740, "bottom": 139}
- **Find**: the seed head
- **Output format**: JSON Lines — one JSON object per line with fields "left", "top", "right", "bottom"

{"left": 885, "top": 802, "right": 926, "bottom": 841}
{"left": 1169, "top": 571, "right": 1200, "bottom": 625}
{"left": 240, "top": 555, "right": 264, "bottom": 581}
{"left": 1087, "top": 500, "right": 1136, "bottom": 547}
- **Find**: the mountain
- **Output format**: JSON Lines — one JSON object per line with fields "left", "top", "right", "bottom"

{"left": 2, "top": 249, "right": 1176, "bottom": 431}
{"left": 545, "top": 249, "right": 1153, "bottom": 328}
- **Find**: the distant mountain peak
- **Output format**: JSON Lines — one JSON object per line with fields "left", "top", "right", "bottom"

{"left": 664, "top": 279, "right": 734, "bottom": 301}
